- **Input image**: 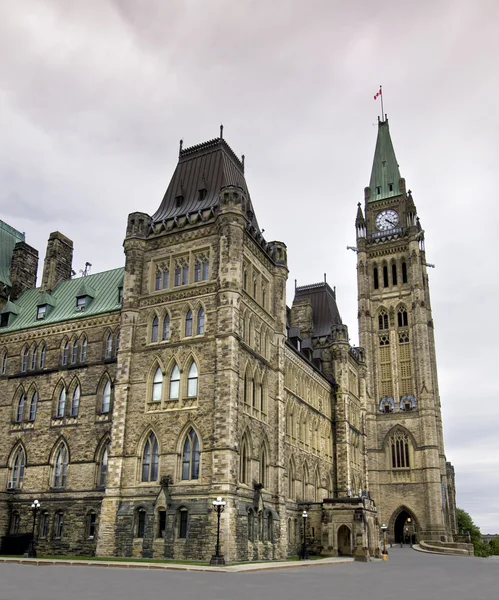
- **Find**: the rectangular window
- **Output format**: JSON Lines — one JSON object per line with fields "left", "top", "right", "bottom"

{"left": 162, "top": 270, "right": 169, "bottom": 289}
{"left": 76, "top": 297, "right": 86, "bottom": 311}
{"left": 137, "top": 511, "right": 146, "bottom": 538}
{"left": 155, "top": 271, "right": 161, "bottom": 291}
{"left": 37, "top": 305, "right": 46, "bottom": 320}
{"left": 39, "top": 512, "right": 49, "bottom": 538}
{"left": 202, "top": 260, "right": 209, "bottom": 281}
{"left": 194, "top": 262, "right": 201, "bottom": 282}
{"left": 179, "top": 510, "right": 188, "bottom": 539}
{"left": 182, "top": 265, "right": 189, "bottom": 285}
{"left": 158, "top": 510, "right": 166, "bottom": 539}
{"left": 174, "top": 266, "right": 181, "bottom": 287}
{"left": 54, "top": 513, "right": 64, "bottom": 539}
{"left": 87, "top": 513, "right": 96, "bottom": 539}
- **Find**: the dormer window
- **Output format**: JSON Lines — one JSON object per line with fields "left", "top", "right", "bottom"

{"left": 37, "top": 305, "right": 47, "bottom": 320}
{"left": 376, "top": 186, "right": 381, "bottom": 195}
{"left": 76, "top": 297, "right": 87, "bottom": 312}
{"left": 0, "top": 314, "right": 9, "bottom": 328}
{"left": 198, "top": 188, "right": 207, "bottom": 201}
{"left": 388, "top": 183, "right": 393, "bottom": 192}
{"left": 175, "top": 195, "right": 184, "bottom": 207}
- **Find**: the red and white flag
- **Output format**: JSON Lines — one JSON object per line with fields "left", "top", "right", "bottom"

{"left": 374, "top": 87, "right": 382, "bottom": 100}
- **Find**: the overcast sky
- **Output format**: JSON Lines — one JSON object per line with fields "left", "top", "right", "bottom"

{"left": 1, "top": 0, "right": 498, "bottom": 533}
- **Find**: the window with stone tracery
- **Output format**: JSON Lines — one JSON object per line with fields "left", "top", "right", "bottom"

{"left": 398, "top": 332, "right": 413, "bottom": 396}
{"left": 390, "top": 430, "right": 411, "bottom": 469}
{"left": 378, "top": 308, "right": 389, "bottom": 330}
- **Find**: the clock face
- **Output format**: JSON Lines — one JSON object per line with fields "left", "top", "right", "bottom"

{"left": 375, "top": 209, "right": 399, "bottom": 231}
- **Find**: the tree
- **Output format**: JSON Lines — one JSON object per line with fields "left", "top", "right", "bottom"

{"left": 456, "top": 508, "right": 491, "bottom": 557}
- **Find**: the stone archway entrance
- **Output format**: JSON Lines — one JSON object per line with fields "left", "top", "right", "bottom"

{"left": 337, "top": 525, "right": 352, "bottom": 556}
{"left": 393, "top": 509, "right": 416, "bottom": 544}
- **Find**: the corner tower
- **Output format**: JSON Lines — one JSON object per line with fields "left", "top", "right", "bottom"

{"left": 356, "top": 118, "right": 456, "bottom": 543}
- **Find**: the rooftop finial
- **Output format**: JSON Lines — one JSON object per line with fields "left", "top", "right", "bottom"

{"left": 324, "top": 273, "right": 327, "bottom": 283}
{"left": 220, "top": 124, "right": 224, "bottom": 139}
{"left": 241, "top": 154, "right": 245, "bottom": 172}
{"left": 179, "top": 139, "right": 183, "bottom": 157}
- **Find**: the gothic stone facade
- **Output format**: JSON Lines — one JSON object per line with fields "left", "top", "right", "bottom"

{"left": 0, "top": 127, "right": 455, "bottom": 561}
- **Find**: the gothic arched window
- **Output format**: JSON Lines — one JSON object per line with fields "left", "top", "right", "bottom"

{"left": 29, "top": 391, "right": 38, "bottom": 421}
{"left": 30, "top": 345, "right": 37, "bottom": 371}
{"left": 152, "top": 367, "right": 162, "bottom": 402}
{"left": 56, "top": 387, "right": 66, "bottom": 418}
{"left": 181, "top": 428, "right": 200, "bottom": 480}
{"left": 101, "top": 380, "right": 111, "bottom": 413}
{"left": 62, "top": 341, "right": 69, "bottom": 366}
{"left": 15, "top": 393, "right": 25, "bottom": 423}
{"left": 240, "top": 436, "right": 250, "bottom": 484}
{"left": 397, "top": 307, "right": 408, "bottom": 328}
{"left": 53, "top": 443, "right": 69, "bottom": 488}
{"left": 70, "top": 385, "right": 80, "bottom": 417}
{"left": 185, "top": 310, "right": 193, "bottom": 337}
{"left": 1, "top": 351, "right": 7, "bottom": 375}
{"left": 21, "top": 348, "right": 29, "bottom": 372}
{"left": 39, "top": 345, "right": 46, "bottom": 369}
{"left": 10, "top": 446, "right": 26, "bottom": 488}
{"left": 402, "top": 261, "right": 408, "bottom": 284}
{"left": 259, "top": 447, "right": 268, "bottom": 488}
{"left": 378, "top": 309, "right": 389, "bottom": 330}
{"left": 373, "top": 266, "right": 379, "bottom": 290}
{"left": 390, "top": 431, "right": 411, "bottom": 469}
{"left": 187, "top": 362, "right": 198, "bottom": 397}
{"left": 392, "top": 263, "right": 398, "bottom": 286}
{"left": 169, "top": 364, "right": 180, "bottom": 399}
{"left": 141, "top": 432, "right": 159, "bottom": 482}
{"left": 98, "top": 442, "right": 110, "bottom": 487}
{"left": 151, "top": 316, "right": 159, "bottom": 343}
{"left": 383, "top": 265, "right": 389, "bottom": 288}
{"left": 80, "top": 337, "right": 87, "bottom": 362}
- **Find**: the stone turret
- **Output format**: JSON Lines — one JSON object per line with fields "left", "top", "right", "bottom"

{"left": 41, "top": 231, "right": 73, "bottom": 292}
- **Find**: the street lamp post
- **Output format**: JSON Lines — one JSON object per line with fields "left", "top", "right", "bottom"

{"left": 24, "top": 499, "right": 41, "bottom": 558}
{"left": 210, "top": 496, "right": 226, "bottom": 566}
{"left": 381, "top": 523, "right": 388, "bottom": 561}
{"left": 300, "top": 510, "right": 309, "bottom": 560}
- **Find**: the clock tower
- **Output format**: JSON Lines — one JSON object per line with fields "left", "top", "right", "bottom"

{"left": 356, "top": 118, "right": 457, "bottom": 543}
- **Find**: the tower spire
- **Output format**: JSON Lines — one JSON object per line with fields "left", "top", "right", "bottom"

{"left": 369, "top": 119, "right": 401, "bottom": 202}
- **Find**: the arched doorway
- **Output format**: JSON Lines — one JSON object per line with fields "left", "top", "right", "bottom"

{"left": 337, "top": 525, "right": 352, "bottom": 556}
{"left": 393, "top": 509, "right": 416, "bottom": 544}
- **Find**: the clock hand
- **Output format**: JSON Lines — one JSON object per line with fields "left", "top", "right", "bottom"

{"left": 386, "top": 218, "right": 395, "bottom": 226}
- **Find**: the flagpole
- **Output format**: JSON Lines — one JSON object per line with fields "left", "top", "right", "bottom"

{"left": 380, "top": 85, "right": 384, "bottom": 120}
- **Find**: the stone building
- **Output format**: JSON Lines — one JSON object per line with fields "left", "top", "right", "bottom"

{"left": 0, "top": 120, "right": 456, "bottom": 561}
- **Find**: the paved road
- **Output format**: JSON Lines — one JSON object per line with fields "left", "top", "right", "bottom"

{"left": 0, "top": 547, "right": 497, "bottom": 600}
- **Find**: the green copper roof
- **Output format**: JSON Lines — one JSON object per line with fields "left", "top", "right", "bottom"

{"left": 0, "top": 267, "right": 124, "bottom": 333}
{"left": 1, "top": 298, "right": 20, "bottom": 315}
{"left": 36, "top": 290, "right": 56, "bottom": 307}
{"left": 76, "top": 278, "right": 96, "bottom": 299}
{"left": 369, "top": 119, "right": 401, "bottom": 202}
{"left": 0, "top": 220, "right": 25, "bottom": 287}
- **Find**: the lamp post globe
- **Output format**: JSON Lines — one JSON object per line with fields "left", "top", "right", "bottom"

{"left": 24, "top": 499, "right": 41, "bottom": 558}
{"left": 210, "top": 496, "right": 226, "bottom": 566}
{"left": 300, "top": 510, "right": 309, "bottom": 560}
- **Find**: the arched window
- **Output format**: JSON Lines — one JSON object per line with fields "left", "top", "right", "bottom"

{"left": 185, "top": 310, "right": 193, "bottom": 337}
{"left": 30, "top": 345, "right": 37, "bottom": 371}
{"left": 196, "top": 307, "right": 205, "bottom": 335}
{"left": 378, "top": 309, "right": 389, "bottom": 330}
{"left": 98, "top": 442, "right": 110, "bottom": 487}
{"left": 151, "top": 317, "right": 159, "bottom": 343}
{"left": 240, "top": 436, "right": 250, "bottom": 484}
{"left": 402, "top": 261, "right": 408, "bottom": 284}
{"left": 71, "top": 340, "right": 78, "bottom": 364}
{"left": 56, "top": 387, "right": 66, "bottom": 418}
{"left": 373, "top": 267, "right": 379, "bottom": 290}
{"left": 397, "top": 307, "right": 408, "bottom": 328}
{"left": 70, "top": 385, "right": 80, "bottom": 417}
{"left": 141, "top": 432, "right": 159, "bottom": 482}
{"left": 383, "top": 265, "right": 389, "bottom": 288}
{"left": 80, "top": 337, "right": 87, "bottom": 362}
{"left": 29, "top": 391, "right": 38, "bottom": 421}
{"left": 1, "top": 351, "right": 7, "bottom": 375}
{"left": 390, "top": 430, "right": 411, "bottom": 469}
{"left": 187, "top": 362, "right": 198, "bottom": 397}
{"left": 39, "top": 345, "right": 46, "bottom": 369}
{"left": 86, "top": 511, "right": 97, "bottom": 539}
{"left": 152, "top": 367, "right": 163, "bottom": 402}
{"left": 259, "top": 447, "right": 267, "bottom": 488}
{"left": 181, "top": 428, "right": 200, "bottom": 480}
{"left": 15, "top": 393, "right": 25, "bottom": 423}
{"left": 101, "top": 380, "right": 111, "bottom": 413}
{"left": 53, "top": 444, "right": 69, "bottom": 488}
{"left": 21, "top": 348, "right": 29, "bottom": 372}
{"left": 54, "top": 511, "right": 64, "bottom": 538}
{"left": 62, "top": 341, "right": 69, "bottom": 366}
{"left": 169, "top": 364, "right": 180, "bottom": 399}
{"left": 10, "top": 446, "right": 26, "bottom": 488}
{"left": 162, "top": 314, "right": 170, "bottom": 341}
{"left": 105, "top": 332, "right": 113, "bottom": 358}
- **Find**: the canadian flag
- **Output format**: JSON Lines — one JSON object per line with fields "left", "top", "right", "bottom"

{"left": 374, "top": 87, "right": 382, "bottom": 100}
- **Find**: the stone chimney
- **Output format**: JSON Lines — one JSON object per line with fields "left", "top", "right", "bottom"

{"left": 10, "top": 241, "right": 39, "bottom": 299}
{"left": 41, "top": 232, "right": 74, "bottom": 292}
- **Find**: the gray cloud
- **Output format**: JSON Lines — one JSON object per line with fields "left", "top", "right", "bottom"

{"left": 1, "top": 0, "right": 498, "bottom": 531}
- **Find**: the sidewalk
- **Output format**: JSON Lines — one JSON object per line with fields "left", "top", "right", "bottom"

{"left": 0, "top": 555, "right": 354, "bottom": 573}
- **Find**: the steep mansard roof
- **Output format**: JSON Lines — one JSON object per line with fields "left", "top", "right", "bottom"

{"left": 0, "top": 267, "right": 124, "bottom": 332}
{"left": 0, "top": 220, "right": 24, "bottom": 287}
{"left": 152, "top": 136, "right": 260, "bottom": 232}
{"left": 294, "top": 281, "right": 342, "bottom": 337}
{"left": 369, "top": 118, "right": 402, "bottom": 202}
